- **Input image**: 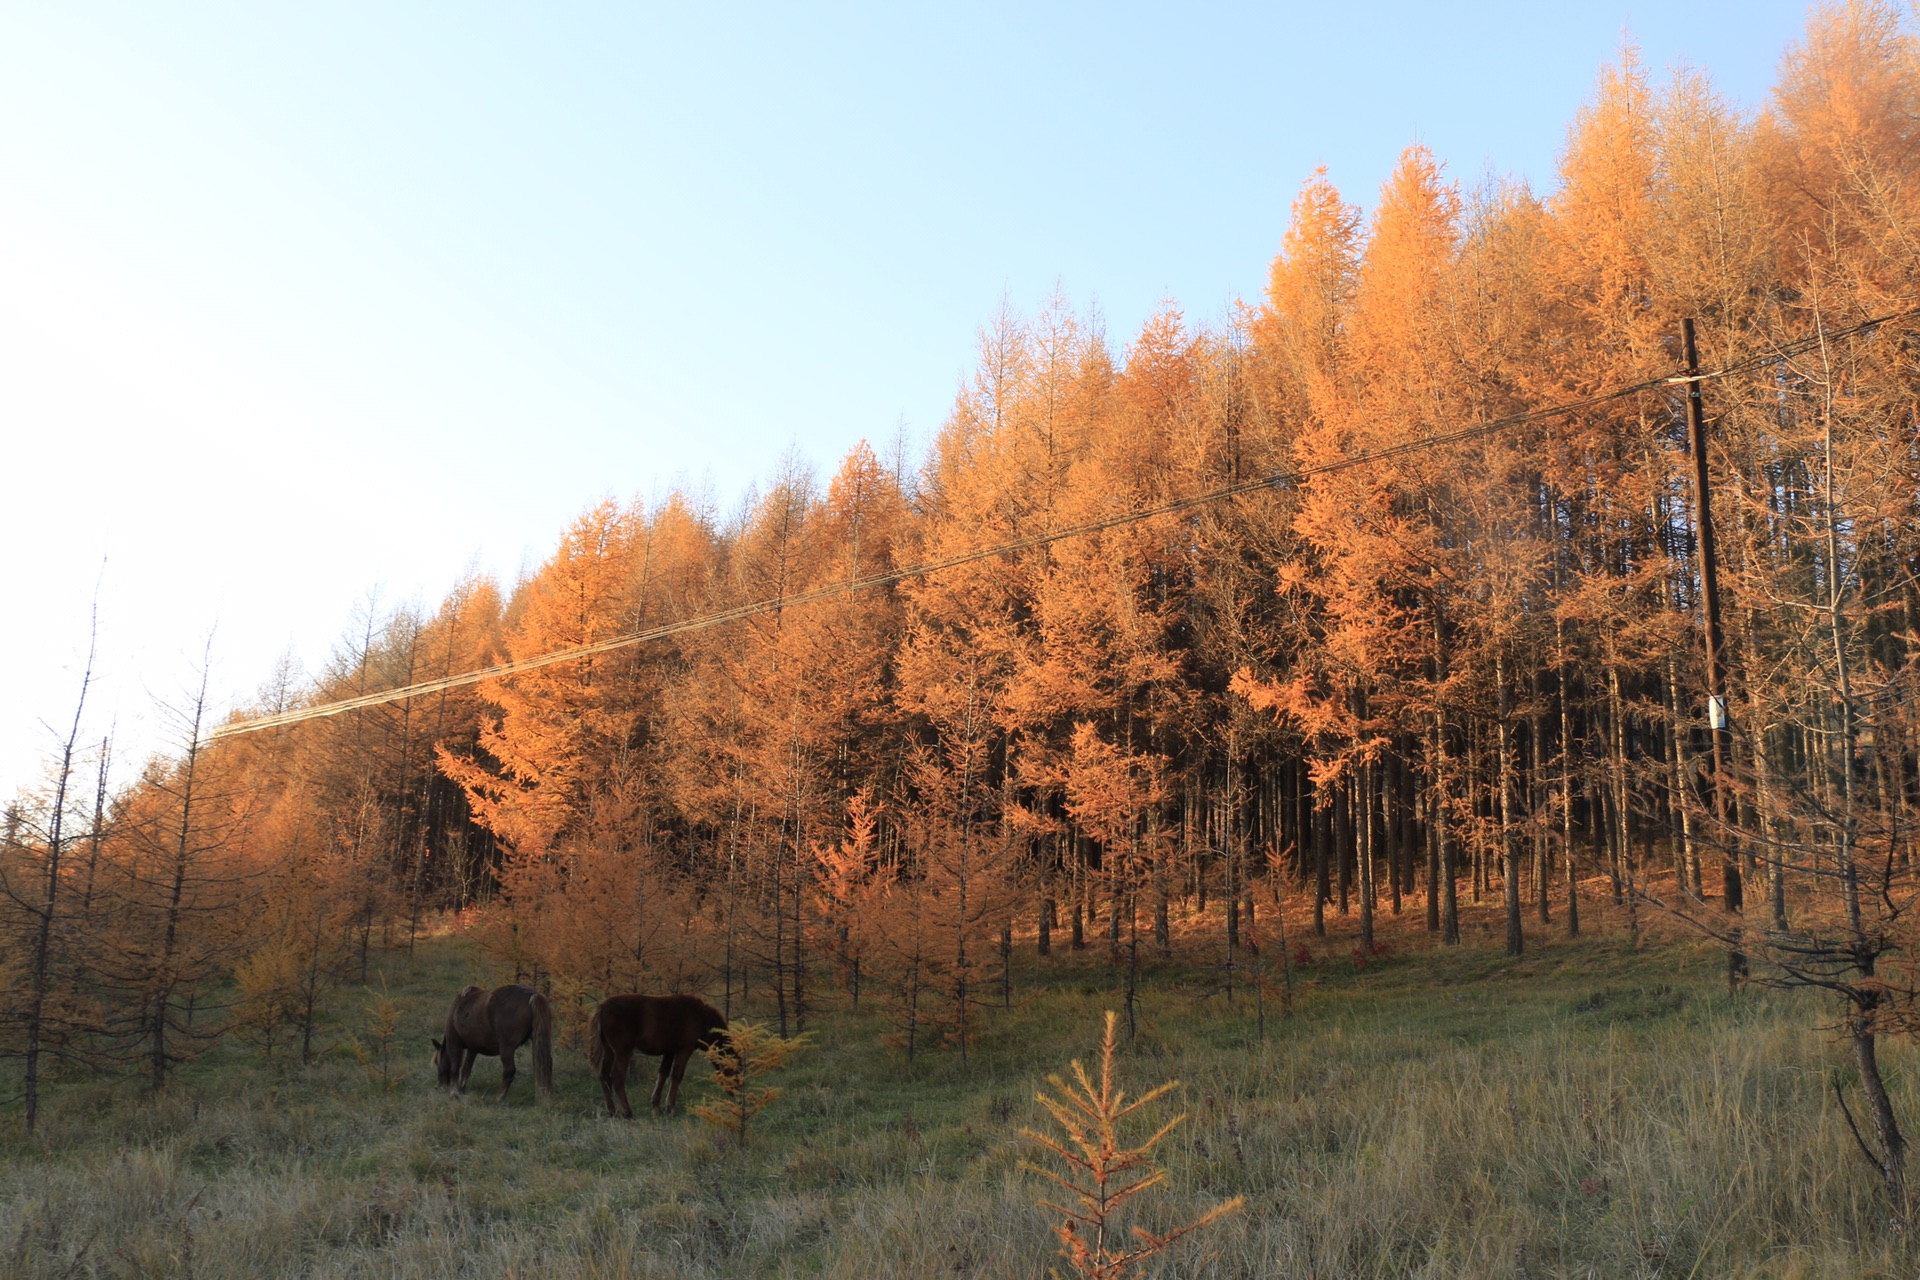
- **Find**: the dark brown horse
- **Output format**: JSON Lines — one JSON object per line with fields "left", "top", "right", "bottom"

{"left": 432, "top": 984, "right": 554, "bottom": 1100}
{"left": 587, "top": 993, "right": 728, "bottom": 1118}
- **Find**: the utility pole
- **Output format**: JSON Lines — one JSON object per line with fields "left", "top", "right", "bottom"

{"left": 1682, "top": 318, "right": 1746, "bottom": 986}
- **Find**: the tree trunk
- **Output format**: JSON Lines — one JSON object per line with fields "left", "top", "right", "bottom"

{"left": 1498, "top": 652, "right": 1523, "bottom": 958}
{"left": 1851, "top": 984, "right": 1911, "bottom": 1232}
{"left": 1387, "top": 753, "right": 1404, "bottom": 916}
{"left": 1558, "top": 627, "right": 1579, "bottom": 939}
{"left": 1607, "top": 661, "right": 1630, "bottom": 907}
{"left": 1336, "top": 780, "right": 1351, "bottom": 915}
{"left": 1071, "top": 831, "right": 1086, "bottom": 950}
{"left": 1531, "top": 668, "right": 1550, "bottom": 924}
{"left": 1313, "top": 779, "right": 1329, "bottom": 938}
{"left": 151, "top": 672, "right": 211, "bottom": 1094}
{"left": 24, "top": 656, "right": 92, "bottom": 1132}
{"left": 1000, "top": 923, "right": 1013, "bottom": 1008}
{"left": 81, "top": 737, "right": 111, "bottom": 922}
{"left": 1425, "top": 788, "right": 1440, "bottom": 934}
{"left": 1358, "top": 764, "right": 1376, "bottom": 953}
{"left": 1665, "top": 659, "right": 1701, "bottom": 900}
{"left": 1434, "top": 710, "right": 1459, "bottom": 947}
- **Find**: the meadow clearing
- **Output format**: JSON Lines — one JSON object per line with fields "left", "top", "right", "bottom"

{"left": 2, "top": 897, "right": 1911, "bottom": 1280}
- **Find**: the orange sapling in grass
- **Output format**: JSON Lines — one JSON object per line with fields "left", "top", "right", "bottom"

{"left": 1021, "top": 1010, "right": 1243, "bottom": 1279}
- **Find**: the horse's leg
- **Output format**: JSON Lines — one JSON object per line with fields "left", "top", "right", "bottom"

{"left": 598, "top": 1052, "right": 619, "bottom": 1117}
{"left": 612, "top": 1050, "right": 636, "bottom": 1120}
{"left": 665, "top": 1048, "right": 696, "bottom": 1114}
{"left": 498, "top": 1044, "right": 518, "bottom": 1101}
{"left": 457, "top": 1048, "right": 478, "bottom": 1093}
{"left": 650, "top": 1054, "right": 674, "bottom": 1113}
{"left": 595, "top": 1043, "right": 625, "bottom": 1113}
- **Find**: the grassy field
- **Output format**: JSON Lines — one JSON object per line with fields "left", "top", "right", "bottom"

{"left": 2, "top": 905, "right": 1913, "bottom": 1279}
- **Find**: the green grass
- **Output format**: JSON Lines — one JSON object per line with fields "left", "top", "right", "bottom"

{"left": 3, "top": 918, "right": 1913, "bottom": 1278}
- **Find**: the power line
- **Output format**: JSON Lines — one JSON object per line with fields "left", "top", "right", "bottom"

{"left": 210, "top": 307, "right": 1915, "bottom": 741}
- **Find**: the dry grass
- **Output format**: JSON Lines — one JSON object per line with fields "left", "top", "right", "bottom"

{"left": 2, "top": 902, "right": 1913, "bottom": 1278}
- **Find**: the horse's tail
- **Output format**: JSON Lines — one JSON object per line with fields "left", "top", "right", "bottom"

{"left": 530, "top": 992, "right": 555, "bottom": 1098}
{"left": 586, "top": 1003, "right": 608, "bottom": 1080}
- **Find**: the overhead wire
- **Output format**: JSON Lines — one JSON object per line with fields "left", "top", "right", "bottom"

{"left": 209, "top": 306, "right": 1916, "bottom": 741}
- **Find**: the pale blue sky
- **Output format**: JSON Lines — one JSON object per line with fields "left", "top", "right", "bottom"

{"left": 1, "top": 1, "right": 1820, "bottom": 795}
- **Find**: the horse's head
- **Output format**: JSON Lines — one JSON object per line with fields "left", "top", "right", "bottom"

{"left": 431, "top": 1036, "right": 452, "bottom": 1087}
{"left": 699, "top": 1017, "right": 734, "bottom": 1064}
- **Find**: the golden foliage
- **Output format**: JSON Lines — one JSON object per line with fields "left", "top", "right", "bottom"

{"left": 690, "top": 1020, "right": 811, "bottom": 1149}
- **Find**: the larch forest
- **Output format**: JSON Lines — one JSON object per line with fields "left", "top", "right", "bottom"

{"left": 8, "top": 5, "right": 1920, "bottom": 1276}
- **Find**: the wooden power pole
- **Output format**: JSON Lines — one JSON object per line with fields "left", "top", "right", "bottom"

{"left": 1681, "top": 318, "right": 1746, "bottom": 985}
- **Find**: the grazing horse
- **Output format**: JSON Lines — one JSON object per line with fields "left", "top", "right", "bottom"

{"left": 587, "top": 993, "right": 729, "bottom": 1118}
{"left": 432, "top": 984, "right": 554, "bottom": 1100}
